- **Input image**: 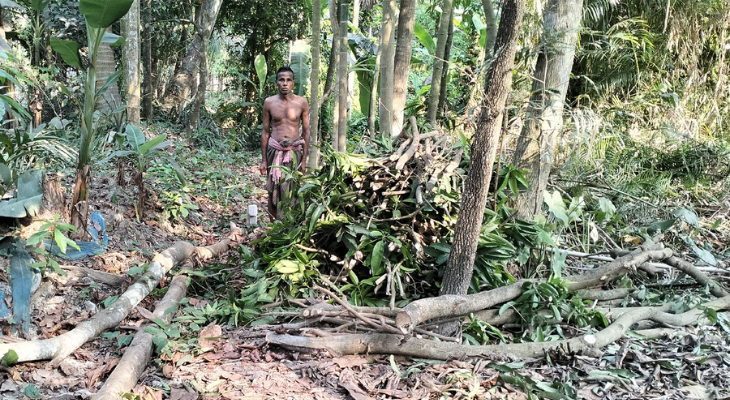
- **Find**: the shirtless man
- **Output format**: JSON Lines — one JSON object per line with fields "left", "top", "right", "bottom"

{"left": 260, "top": 66, "right": 310, "bottom": 220}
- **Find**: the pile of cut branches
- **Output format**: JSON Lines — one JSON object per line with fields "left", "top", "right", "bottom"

{"left": 230, "top": 119, "right": 539, "bottom": 311}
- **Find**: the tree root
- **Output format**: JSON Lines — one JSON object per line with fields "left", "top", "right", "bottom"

{"left": 0, "top": 224, "right": 240, "bottom": 366}
{"left": 92, "top": 274, "right": 188, "bottom": 400}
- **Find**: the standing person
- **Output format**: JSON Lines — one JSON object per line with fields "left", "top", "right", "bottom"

{"left": 260, "top": 66, "right": 310, "bottom": 220}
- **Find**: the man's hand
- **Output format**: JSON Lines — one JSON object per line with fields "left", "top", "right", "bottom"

{"left": 259, "top": 161, "right": 267, "bottom": 175}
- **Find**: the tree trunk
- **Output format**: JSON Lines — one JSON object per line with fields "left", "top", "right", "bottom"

{"left": 328, "top": 0, "right": 341, "bottom": 149}
{"left": 123, "top": 0, "right": 141, "bottom": 125}
{"left": 187, "top": 43, "right": 208, "bottom": 135}
{"left": 96, "top": 29, "right": 122, "bottom": 112}
{"left": 336, "top": 1, "right": 349, "bottom": 152}
{"left": 369, "top": 49, "right": 381, "bottom": 139}
{"left": 426, "top": 0, "right": 454, "bottom": 126}
{"left": 142, "top": 0, "right": 153, "bottom": 121}
{"left": 437, "top": 14, "right": 454, "bottom": 117}
{"left": 308, "top": 0, "right": 322, "bottom": 169}
{"left": 441, "top": 0, "right": 527, "bottom": 297}
{"left": 392, "top": 0, "right": 416, "bottom": 137}
{"left": 378, "top": 0, "right": 396, "bottom": 138}
{"left": 512, "top": 0, "right": 583, "bottom": 219}
{"left": 483, "top": 0, "right": 498, "bottom": 62}
{"left": 165, "top": 0, "right": 222, "bottom": 108}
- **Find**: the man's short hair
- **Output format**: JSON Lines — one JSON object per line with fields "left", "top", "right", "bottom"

{"left": 276, "top": 66, "right": 295, "bottom": 80}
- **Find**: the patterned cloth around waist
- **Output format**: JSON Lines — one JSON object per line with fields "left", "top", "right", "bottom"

{"left": 268, "top": 137, "right": 304, "bottom": 184}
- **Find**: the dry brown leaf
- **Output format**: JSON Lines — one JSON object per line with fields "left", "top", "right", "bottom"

{"left": 169, "top": 387, "right": 198, "bottom": 400}
{"left": 333, "top": 355, "right": 370, "bottom": 368}
{"left": 136, "top": 306, "right": 155, "bottom": 320}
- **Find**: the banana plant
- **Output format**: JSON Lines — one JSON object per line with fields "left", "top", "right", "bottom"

{"left": 50, "top": 0, "right": 133, "bottom": 235}
{"left": 107, "top": 124, "right": 176, "bottom": 220}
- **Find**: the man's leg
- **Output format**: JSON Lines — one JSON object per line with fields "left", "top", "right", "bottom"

{"left": 267, "top": 194, "right": 277, "bottom": 222}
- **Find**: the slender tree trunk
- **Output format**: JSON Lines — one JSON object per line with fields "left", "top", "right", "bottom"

{"left": 427, "top": 0, "right": 454, "bottom": 126}
{"left": 165, "top": 0, "right": 222, "bottom": 107}
{"left": 437, "top": 14, "right": 454, "bottom": 117}
{"left": 187, "top": 43, "right": 208, "bottom": 134}
{"left": 336, "top": 1, "right": 349, "bottom": 152}
{"left": 392, "top": 0, "right": 416, "bottom": 137}
{"left": 123, "top": 0, "right": 141, "bottom": 125}
{"left": 308, "top": 0, "right": 322, "bottom": 169}
{"left": 369, "top": 49, "right": 381, "bottom": 139}
{"left": 441, "top": 0, "right": 527, "bottom": 298}
{"left": 512, "top": 0, "right": 583, "bottom": 219}
{"left": 142, "top": 0, "right": 153, "bottom": 121}
{"left": 328, "top": 0, "right": 341, "bottom": 149}
{"left": 483, "top": 0, "right": 498, "bottom": 62}
{"left": 378, "top": 0, "right": 396, "bottom": 138}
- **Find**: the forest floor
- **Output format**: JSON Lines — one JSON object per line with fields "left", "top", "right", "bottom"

{"left": 2, "top": 125, "right": 730, "bottom": 400}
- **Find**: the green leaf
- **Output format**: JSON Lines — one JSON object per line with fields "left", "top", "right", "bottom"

{"left": 673, "top": 208, "right": 699, "bottom": 228}
{"left": 413, "top": 22, "right": 435, "bottom": 55}
{"left": 543, "top": 190, "right": 569, "bottom": 226}
{"left": 97, "top": 70, "right": 122, "bottom": 98}
{"left": 647, "top": 218, "right": 676, "bottom": 235}
{"left": 290, "top": 40, "right": 310, "bottom": 96}
{"left": 1, "top": 0, "right": 25, "bottom": 10}
{"left": 125, "top": 124, "right": 145, "bottom": 152}
{"left": 54, "top": 228, "right": 67, "bottom": 254}
{"left": 254, "top": 54, "right": 267, "bottom": 93}
{"left": 30, "top": 0, "right": 50, "bottom": 11}
{"left": 309, "top": 205, "right": 325, "bottom": 233}
{"left": 138, "top": 133, "right": 167, "bottom": 155}
{"left": 50, "top": 38, "right": 82, "bottom": 69}
{"left": 0, "top": 170, "right": 43, "bottom": 218}
{"left": 101, "top": 31, "right": 124, "bottom": 46}
{"left": 80, "top": 0, "right": 134, "bottom": 29}
{"left": 0, "top": 162, "right": 11, "bottom": 185}
{"left": 371, "top": 240, "right": 385, "bottom": 275}
{"left": 0, "top": 349, "right": 18, "bottom": 367}
{"left": 23, "top": 383, "right": 41, "bottom": 399}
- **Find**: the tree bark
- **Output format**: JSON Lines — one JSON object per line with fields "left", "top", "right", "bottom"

{"left": 378, "top": 0, "right": 397, "bottom": 138}
{"left": 437, "top": 14, "right": 454, "bottom": 116}
{"left": 328, "top": 0, "right": 341, "bottom": 149}
{"left": 142, "top": 0, "right": 153, "bottom": 121}
{"left": 441, "top": 0, "right": 527, "bottom": 297}
{"left": 335, "top": 1, "right": 349, "bottom": 152}
{"left": 123, "top": 0, "right": 141, "bottom": 125}
{"left": 96, "top": 29, "right": 122, "bottom": 112}
{"left": 426, "top": 0, "right": 454, "bottom": 126}
{"left": 187, "top": 42, "right": 208, "bottom": 134}
{"left": 368, "top": 49, "right": 381, "bottom": 139}
{"left": 392, "top": 0, "right": 416, "bottom": 137}
{"left": 308, "top": 0, "right": 322, "bottom": 169}
{"left": 511, "top": 0, "right": 583, "bottom": 219}
{"left": 165, "top": 0, "right": 222, "bottom": 108}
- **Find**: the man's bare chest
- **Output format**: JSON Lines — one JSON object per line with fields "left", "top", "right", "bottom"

{"left": 269, "top": 104, "right": 302, "bottom": 124}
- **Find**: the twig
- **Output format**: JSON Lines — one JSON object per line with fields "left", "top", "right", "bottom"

{"left": 372, "top": 207, "right": 424, "bottom": 223}
{"left": 314, "top": 284, "right": 400, "bottom": 334}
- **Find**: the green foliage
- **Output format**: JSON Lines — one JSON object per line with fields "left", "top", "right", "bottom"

{"left": 26, "top": 213, "right": 79, "bottom": 275}
{"left": 0, "top": 170, "right": 43, "bottom": 218}
{"left": 498, "top": 279, "right": 607, "bottom": 342}
{"left": 159, "top": 190, "right": 199, "bottom": 221}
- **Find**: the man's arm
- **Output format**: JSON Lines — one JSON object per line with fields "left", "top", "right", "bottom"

{"left": 260, "top": 98, "right": 271, "bottom": 175}
{"left": 300, "top": 98, "right": 310, "bottom": 172}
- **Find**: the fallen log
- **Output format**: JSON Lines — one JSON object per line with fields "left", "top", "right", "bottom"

{"left": 0, "top": 225, "right": 240, "bottom": 366}
{"left": 92, "top": 274, "right": 188, "bottom": 400}
{"left": 394, "top": 246, "right": 673, "bottom": 334}
{"left": 268, "top": 295, "right": 730, "bottom": 360}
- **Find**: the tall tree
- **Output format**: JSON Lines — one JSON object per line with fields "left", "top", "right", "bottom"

{"left": 437, "top": 14, "right": 454, "bottom": 116}
{"left": 308, "top": 0, "right": 322, "bottom": 169}
{"left": 141, "top": 0, "right": 153, "bottom": 121}
{"left": 512, "top": 0, "right": 583, "bottom": 219}
{"left": 392, "top": 0, "right": 416, "bottom": 137}
{"left": 328, "top": 0, "right": 341, "bottom": 148}
{"left": 482, "top": 0, "right": 498, "bottom": 62}
{"left": 378, "top": 0, "right": 396, "bottom": 138}
{"left": 122, "top": 0, "right": 141, "bottom": 125}
{"left": 165, "top": 0, "right": 222, "bottom": 107}
{"left": 335, "top": 0, "right": 349, "bottom": 151}
{"left": 441, "top": 0, "right": 527, "bottom": 297}
{"left": 426, "top": 0, "right": 454, "bottom": 126}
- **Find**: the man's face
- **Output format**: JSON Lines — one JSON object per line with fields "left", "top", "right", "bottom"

{"left": 276, "top": 71, "right": 295, "bottom": 95}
